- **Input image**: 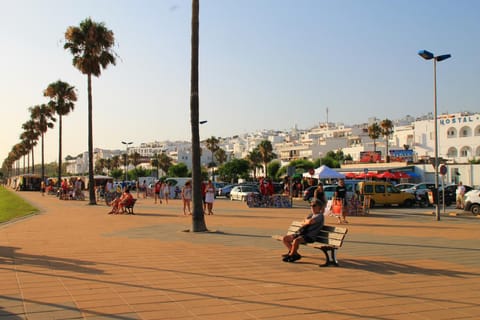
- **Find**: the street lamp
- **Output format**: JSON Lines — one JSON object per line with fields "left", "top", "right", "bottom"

{"left": 418, "top": 50, "right": 451, "bottom": 221}
{"left": 121, "top": 141, "right": 133, "bottom": 182}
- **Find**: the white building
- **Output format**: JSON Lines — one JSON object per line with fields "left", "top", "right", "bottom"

{"left": 413, "top": 112, "right": 480, "bottom": 163}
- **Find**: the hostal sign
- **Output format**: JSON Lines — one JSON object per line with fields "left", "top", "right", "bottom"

{"left": 439, "top": 115, "right": 475, "bottom": 125}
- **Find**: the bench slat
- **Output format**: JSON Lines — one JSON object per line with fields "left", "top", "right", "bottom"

{"left": 273, "top": 223, "right": 348, "bottom": 248}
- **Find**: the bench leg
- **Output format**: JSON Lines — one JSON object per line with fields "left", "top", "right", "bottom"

{"left": 319, "top": 247, "right": 339, "bottom": 267}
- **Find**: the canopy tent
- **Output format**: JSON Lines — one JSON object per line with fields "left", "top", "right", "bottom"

{"left": 303, "top": 165, "right": 345, "bottom": 179}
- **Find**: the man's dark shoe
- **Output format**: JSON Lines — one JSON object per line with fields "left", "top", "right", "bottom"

{"left": 282, "top": 255, "right": 292, "bottom": 262}
{"left": 289, "top": 253, "right": 302, "bottom": 262}
{"left": 282, "top": 253, "right": 290, "bottom": 258}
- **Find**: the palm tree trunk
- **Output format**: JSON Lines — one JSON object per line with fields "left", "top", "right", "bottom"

{"left": 31, "top": 147, "right": 34, "bottom": 174}
{"left": 58, "top": 115, "right": 62, "bottom": 187}
{"left": 41, "top": 133, "right": 45, "bottom": 182}
{"left": 87, "top": 73, "right": 96, "bottom": 205}
{"left": 190, "top": 0, "right": 207, "bottom": 232}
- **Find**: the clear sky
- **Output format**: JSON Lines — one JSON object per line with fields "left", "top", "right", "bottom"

{"left": 2, "top": 0, "right": 479, "bottom": 164}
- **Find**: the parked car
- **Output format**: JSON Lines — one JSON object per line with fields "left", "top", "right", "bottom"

{"left": 464, "top": 189, "right": 480, "bottom": 215}
{"left": 217, "top": 184, "right": 236, "bottom": 198}
{"left": 359, "top": 181, "right": 415, "bottom": 207}
{"left": 438, "top": 184, "right": 473, "bottom": 206}
{"left": 394, "top": 183, "right": 415, "bottom": 191}
{"left": 230, "top": 185, "right": 260, "bottom": 201}
{"left": 303, "top": 181, "right": 360, "bottom": 202}
{"left": 403, "top": 183, "right": 435, "bottom": 196}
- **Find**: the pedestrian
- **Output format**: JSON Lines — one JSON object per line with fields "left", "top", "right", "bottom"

{"left": 154, "top": 180, "right": 162, "bottom": 204}
{"left": 205, "top": 180, "right": 215, "bottom": 215}
{"left": 334, "top": 179, "right": 348, "bottom": 224}
{"left": 182, "top": 180, "right": 192, "bottom": 215}
{"left": 456, "top": 181, "right": 466, "bottom": 209}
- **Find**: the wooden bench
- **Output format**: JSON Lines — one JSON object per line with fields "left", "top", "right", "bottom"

{"left": 123, "top": 199, "right": 137, "bottom": 215}
{"left": 273, "top": 221, "right": 348, "bottom": 267}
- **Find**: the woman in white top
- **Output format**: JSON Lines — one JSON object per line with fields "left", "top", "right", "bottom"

{"left": 204, "top": 180, "right": 215, "bottom": 215}
{"left": 181, "top": 180, "right": 192, "bottom": 215}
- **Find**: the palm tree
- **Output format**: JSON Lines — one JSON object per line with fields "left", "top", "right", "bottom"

{"left": 64, "top": 17, "right": 117, "bottom": 205}
{"left": 20, "top": 120, "right": 39, "bottom": 174}
{"left": 205, "top": 136, "right": 220, "bottom": 180}
{"left": 257, "top": 140, "right": 276, "bottom": 177}
{"left": 367, "top": 122, "right": 382, "bottom": 153}
{"left": 245, "top": 148, "right": 262, "bottom": 179}
{"left": 44, "top": 80, "right": 77, "bottom": 187}
{"left": 380, "top": 119, "right": 394, "bottom": 163}
{"left": 214, "top": 148, "right": 227, "bottom": 167}
{"left": 158, "top": 152, "right": 173, "bottom": 177}
{"left": 150, "top": 153, "right": 160, "bottom": 178}
{"left": 111, "top": 155, "right": 121, "bottom": 170}
{"left": 189, "top": 0, "right": 207, "bottom": 232}
{"left": 30, "top": 104, "right": 56, "bottom": 182}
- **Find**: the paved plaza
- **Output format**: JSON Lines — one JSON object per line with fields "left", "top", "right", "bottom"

{"left": 1, "top": 191, "right": 479, "bottom": 319}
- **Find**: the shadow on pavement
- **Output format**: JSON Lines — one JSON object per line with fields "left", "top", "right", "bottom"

{"left": 339, "top": 258, "right": 480, "bottom": 277}
{"left": 0, "top": 246, "right": 104, "bottom": 275}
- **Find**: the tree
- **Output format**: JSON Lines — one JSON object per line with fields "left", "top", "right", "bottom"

{"left": 205, "top": 136, "right": 220, "bottom": 180}
{"left": 150, "top": 153, "right": 160, "bottom": 178}
{"left": 217, "top": 159, "right": 250, "bottom": 183}
{"left": 380, "top": 119, "right": 394, "bottom": 163}
{"left": 20, "top": 120, "right": 39, "bottom": 174}
{"left": 111, "top": 155, "right": 121, "bottom": 170}
{"left": 245, "top": 148, "right": 262, "bottom": 179}
{"left": 214, "top": 148, "right": 227, "bottom": 166}
{"left": 44, "top": 80, "right": 77, "bottom": 188}
{"left": 129, "top": 152, "right": 141, "bottom": 176}
{"left": 168, "top": 163, "right": 189, "bottom": 177}
{"left": 267, "top": 160, "right": 281, "bottom": 180}
{"left": 64, "top": 17, "right": 117, "bottom": 205}
{"left": 205, "top": 136, "right": 220, "bottom": 162}
{"left": 158, "top": 152, "right": 173, "bottom": 176}
{"left": 30, "top": 104, "right": 56, "bottom": 182}
{"left": 368, "top": 122, "right": 382, "bottom": 153}
{"left": 257, "top": 140, "right": 277, "bottom": 176}
{"left": 189, "top": 0, "right": 207, "bottom": 232}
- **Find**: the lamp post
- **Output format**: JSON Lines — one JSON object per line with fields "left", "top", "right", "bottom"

{"left": 121, "top": 141, "right": 133, "bottom": 182}
{"left": 418, "top": 50, "right": 451, "bottom": 221}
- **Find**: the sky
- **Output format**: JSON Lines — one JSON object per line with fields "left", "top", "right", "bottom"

{"left": 1, "top": 0, "right": 480, "bottom": 164}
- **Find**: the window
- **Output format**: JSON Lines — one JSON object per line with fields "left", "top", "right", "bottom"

{"left": 447, "top": 147, "right": 458, "bottom": 158}
{"left": 460, "top": 146, "right": 471, "bottom": 157}
{"left": 446, "top": 127, "right": 456, "bottom": 138}
{"left": 459, "top": 126, "right": 472, "bottom": 137}
{"left": 475, "top": 125, "right": 480, "bottom": 136}
{"left": 375, "top": 185, "right": 385, "bottom": 193}
{"left": 364, "top": 185, "right": 373, "bottom": 194}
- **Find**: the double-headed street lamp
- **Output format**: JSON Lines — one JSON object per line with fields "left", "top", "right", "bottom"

{"left": 418, "top": 50, "right": 451, "bottom": 221}
{"left": 121, "top": 141, "right": 133, "bottom": 182}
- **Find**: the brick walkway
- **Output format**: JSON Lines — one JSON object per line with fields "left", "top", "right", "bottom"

{"left": 1, "top": 191, "right": 479, "bottom": 319}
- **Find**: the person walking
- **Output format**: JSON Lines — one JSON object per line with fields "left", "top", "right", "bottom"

{"left": 456, "top": 181, "right": 466, "bottom": 209}
{"left": 154, "top": 180, "right": 162, "bottom": 204}
{"left": 334, "top": 179, "right": 348, "bottom": 224}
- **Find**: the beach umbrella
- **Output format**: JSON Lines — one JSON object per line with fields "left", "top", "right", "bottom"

{"left": 376, "top": 171, "right": 396, "bottom": 179}
{"left": 393, "top": 172, "right": 410, "bottom": 179}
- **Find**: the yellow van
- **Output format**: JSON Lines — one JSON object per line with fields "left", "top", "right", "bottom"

{"left": 358, "top": 181, "right": 415, "bottom": 208}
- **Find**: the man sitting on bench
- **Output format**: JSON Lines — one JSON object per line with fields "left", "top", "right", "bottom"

{"left": 282, "top": 198, "right": 325, "bottom": 262}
